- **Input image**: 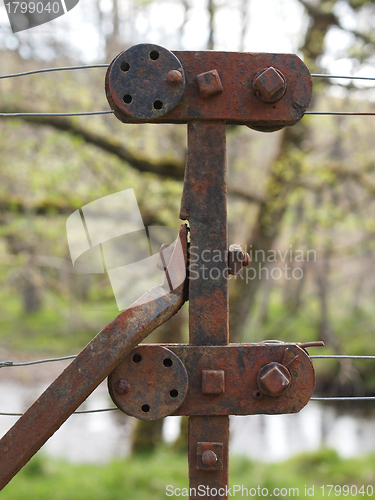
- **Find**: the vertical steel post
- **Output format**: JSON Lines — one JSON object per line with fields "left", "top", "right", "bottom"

{"left": 180, "top": 120, "right": 229, "bottom": 500}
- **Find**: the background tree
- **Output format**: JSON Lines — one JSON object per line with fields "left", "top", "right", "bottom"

{"left": 2, "top": 0, "right": 375, "bottom": 452}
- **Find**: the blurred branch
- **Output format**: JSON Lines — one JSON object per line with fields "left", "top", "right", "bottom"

{"left": 298, "top": 0, "right": 338, "bottom": 26}
{"left": 207, "top": 0, "right": 216, "bottom": 50}
{"left": 0, "top": 197, "right": 172, "bottom": 227}
{"left": 0, "top": 106, "right": 185, "bottom": 180}
{"left": 0, "top": 107, "right": 263, "bottom": 205}
{"left": 227, "top": 187, "right": 265, "bottom": 205}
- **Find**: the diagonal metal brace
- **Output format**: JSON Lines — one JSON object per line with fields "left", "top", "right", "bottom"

{"left": 0, "top": 225, "right": 188, "bottom": 490}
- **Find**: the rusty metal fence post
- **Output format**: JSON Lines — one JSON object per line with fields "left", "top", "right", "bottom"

{"left": 182, "top": 121, "right": 229, "bottom": 498}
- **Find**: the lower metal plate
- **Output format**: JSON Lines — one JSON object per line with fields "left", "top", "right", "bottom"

{"left": 109, "top": 343, "right": 315, "bottom": 419}
{"left": 108, "top": 345, "right": 189, "bottom": 420}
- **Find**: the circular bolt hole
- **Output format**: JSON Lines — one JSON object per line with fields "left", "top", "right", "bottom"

{"left": 120, "top": 61, "right": 130, "bottom": 72}
{"left": 123, "top": 94, "right": 132, "bottom": 104}
{"left": 253, "top": 390, "right": 262, "bottom": 399}
{"left": 141, "top": 404, "right": 150, "bottom": 413}
{"left": 163, "top": 358, "right": 173, "bottom": 367}
{"left": 132, "top": 353, "right": 142, "bottom": 363}
{"left": 170, "top": 389, "right": 178, "bottom": 398}
{"left": 153, "top": 100, "right": 163, "bottom": 110}
{"left": 150, "top": 50, "right": 159, "bottom": 60}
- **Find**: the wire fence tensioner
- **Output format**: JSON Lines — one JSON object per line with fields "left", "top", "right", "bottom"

{"left": 0, "top": 44, "right": 322, "bottom": 497}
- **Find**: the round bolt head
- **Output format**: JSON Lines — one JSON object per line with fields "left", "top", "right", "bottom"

{"left": 167, "top": 69, "right": 183, "bottom": 85}
{"left": 257, "top": 362, "right": 291, "bottom": 397}
{"left": 115, "top": 379, "right": 130, "bottom": 395}
{"left": 252, "top": 67, "right": 286, "bottom": 103}
{"left": 201, "top": 450, "right": 218, "bottom": 467}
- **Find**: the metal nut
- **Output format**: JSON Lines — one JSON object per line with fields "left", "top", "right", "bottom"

{"left": 252, "top": 67, "right": 286, "bottom": 103}
{"left": 257, "top": 362, "right": 291, "bottom": 397}
{"left": 196, "top": 69, "right": 223, "bottom": 98}
{"left": 202, "top": 370, "right": 225, "bottom": 395}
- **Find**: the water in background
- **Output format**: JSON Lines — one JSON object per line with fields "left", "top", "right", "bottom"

{"left": 1, "top": 380, "right": 375, "bottom": 463}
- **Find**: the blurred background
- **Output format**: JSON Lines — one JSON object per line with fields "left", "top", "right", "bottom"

{"left": 2, "top": 0, "right": 375, "bottom": 498}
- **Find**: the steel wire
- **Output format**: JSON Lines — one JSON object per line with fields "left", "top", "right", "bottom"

{"left": 310, "top": 355, "right": 375, "bottom": 359}
{"left": 0, "top": 110, "right": 114, "bottom": 117}
{"left": 0, "top": 408, "right": 118, "bottom": 417}
{"left": 311, "top": 74, "right": 375, "bottom": 81}
{"left": 0, "top": 64, "right": 109, "bottom": 80}
{"left": 311, "top": 397, "right": 375, "bottom": 401}
{"left": 0, "top": 355, "right": 77, "bottom": 368}
{"left": 3, "top": 353, "right": 373, "bottom": 368}
{"left": 305, "top": 111, "right": 375, "bottom": 116}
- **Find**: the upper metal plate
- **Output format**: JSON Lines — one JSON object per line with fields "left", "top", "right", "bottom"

{"left": 107, "top": 43, "right": 185, "bottom": 120}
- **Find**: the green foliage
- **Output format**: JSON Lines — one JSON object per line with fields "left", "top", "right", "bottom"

{"left": 2, "top": 448, "right": 375, "bottom": 500}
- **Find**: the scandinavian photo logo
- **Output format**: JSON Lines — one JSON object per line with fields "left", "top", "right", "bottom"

{"left": 3, "top": 0, "right": 79, "bottom": 33}
{"left": 66, "top": 189, "right": 185, "bottom": 311}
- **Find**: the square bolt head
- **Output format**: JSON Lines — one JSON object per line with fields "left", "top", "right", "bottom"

{"left": 202, "top": 370, "right": 225, "bottom": 394}
{"left": 196, "top": 69, "right": 223, "bottom": 98}
{"left": 196, "top": 442, "right": 223, "bottom": 470}
{"left": 252, "top": 67, "right": 286, "bottom": 103}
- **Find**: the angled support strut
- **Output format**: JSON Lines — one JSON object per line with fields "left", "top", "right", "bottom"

{"left": 0, "top": 226, "right": 188, "bottom": 490}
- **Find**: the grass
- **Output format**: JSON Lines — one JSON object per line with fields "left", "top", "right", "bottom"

{"left": 2, "top": 448, "right": 375, "bottom": 499}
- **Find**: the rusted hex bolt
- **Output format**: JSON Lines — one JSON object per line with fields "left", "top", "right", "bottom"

{"left": 257, "top": 362, "right": 291, "bottom": 397}
{"left": 115, "top": 379, "right": 130, "bottom": 395}
{"left": 167, "top": 69, "right": 183, "bottom": 85}
{"left": 228, "top": 244, "right": 250, "bottom": 275}
{"left": 201, "top": 450, "right": 218, "bottom": 467}
{"left": 252, "top": 67, "right": 286, "bottom": 103}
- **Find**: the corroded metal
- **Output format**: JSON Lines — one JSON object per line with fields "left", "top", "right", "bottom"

{"left": 106, "top": 48, "right": 312, "bottom": 130}
{"left": 0, "top": 43, "right": 317, "bottom": 497}
{"left": 228, "top": 243, "right": 251, "bottom": 275}
{"left": 181, "top": 121, "right": 228, "bottom": 346}
{"left": 108, "top": 345, "right": 189, "bottom": 420}
{"left": 181, "top": 120, "right": 229, "bottom": 499}
{"left": 0, "top": 225, "right": 188, "bottom": 491}
{"left": 110, "top": 343, "right": 315, "bottom": 417}
{"left": 107, "top": 43, "right": 185, "bottom": 120}
{"left": 252, "top": 67, "right": 286, "bottom": 103}
{"left": 257, "top": 362, "right": 292, "bottom": 397}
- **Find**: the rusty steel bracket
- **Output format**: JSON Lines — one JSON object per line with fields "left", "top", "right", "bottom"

{"left": 105, "top": 43, "right": 312, "bottom": 131}
{"left": 108, "top": 343, "right": 315, "bottom": 419}
{"left": 0, "top": 43, "right": 316, "bottom": 498}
